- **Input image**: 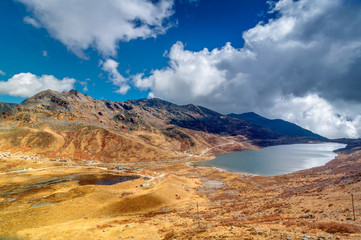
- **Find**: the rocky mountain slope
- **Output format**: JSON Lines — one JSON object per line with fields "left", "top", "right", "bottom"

{"left": 229, "top": 112, "right": 324, "bottom": 138}
{"left": 0, "top": 90, "right": 325, "bottom": 162}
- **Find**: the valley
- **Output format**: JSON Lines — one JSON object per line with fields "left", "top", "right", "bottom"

{"left": 0, "top": 146, "right": 360, "bottom": 240}
{"left": 0, "top": 90, "right": 360, "bottom": 239}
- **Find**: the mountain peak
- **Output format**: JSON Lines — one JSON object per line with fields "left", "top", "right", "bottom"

{"left": 0, "top": 89, "right": 326, "bottom": 164}
{"left": 228, "top": 112, "right": 325, "bottom": 139}
{"left": 20, "top": 89, "right": 69, "bottom": 110}
{"left": 32, "top": 89, "right": 59, "bottom": 98}
{"left": 21, "top": 89, "right": 60, "bottom": 103}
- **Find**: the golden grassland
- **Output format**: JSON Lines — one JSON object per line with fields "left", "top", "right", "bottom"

{"left": 0, "top": 147, "right": 360, "bottom": 240}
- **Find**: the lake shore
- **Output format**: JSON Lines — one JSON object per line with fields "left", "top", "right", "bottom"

{"left": 197, "top": 142, "right": 346, "bottom": 176}
{"left": 0, "top": 144, "right": 361, "bottom": 239}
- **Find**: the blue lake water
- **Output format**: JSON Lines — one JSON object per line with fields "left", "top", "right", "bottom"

{"left": 197, "top": 143, "right": 346, "bottom": 176}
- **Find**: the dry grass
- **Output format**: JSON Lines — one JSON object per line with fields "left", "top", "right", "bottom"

{"left": 285, "top": 220, "right": 361, "bottom": 234}
{"left": 311, "top": 221, "right": 361, "bottom": 234}
{"left": 163, "top": 229, "right": 175, "bottom": 240}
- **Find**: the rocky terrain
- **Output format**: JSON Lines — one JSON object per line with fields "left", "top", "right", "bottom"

{"left": 228, "top": 112, "right": 324, "bottom": 139}
{"left": 0, "top": 89, "right": 323, "bottom": 163}
{"left": 0, "top": 143, "right": 360, "bottom": 239}
{"left": 0, "top": 90, "right": 360, "bottom": 239}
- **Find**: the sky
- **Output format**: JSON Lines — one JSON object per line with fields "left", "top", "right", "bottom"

{"left": 0, "top": 0, "right": 361, "bottom": 139}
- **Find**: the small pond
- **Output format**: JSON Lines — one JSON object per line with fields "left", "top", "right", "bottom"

{"left": 34, "top": 174, "right": 139, "bottom": 187}
{"left": 16, "top": 174, "right": 140, "bottom": 194}
{"left": 76, "top": 174, "right": 139, "bottom": 186}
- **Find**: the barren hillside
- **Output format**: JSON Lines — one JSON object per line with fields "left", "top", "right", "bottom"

{"left": 0, "top": 90, "right": 324, "bottom": 163}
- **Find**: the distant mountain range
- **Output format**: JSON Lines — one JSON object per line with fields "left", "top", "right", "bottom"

{"left": 0, "top": 90, "right": 325, "bottom": 162}
{"left": 228, "top": 112, "right": 324, "bottom": 139}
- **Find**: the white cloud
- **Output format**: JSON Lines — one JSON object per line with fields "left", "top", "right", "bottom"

{"left": 101, "top": 59, "right": 130, "bottom": 94}
{"left": 0, "top": 70, "right": 5, "bottom": 76}
{"left": 132, "top": 0, "right": 361, "bottom": 138}
{"left": 42, "top": 50, "right": 48, "bottom": 57}
{"left": 23, "top": 16, "right": 41, "bottom": 28}
{"left": 133, "top": 41, "right": 228, "bottom": 98}
{"left": 0, "top": 73, "right": 76, "bottom": 97}
{"left": 269, "top": 94, "right": 361, "bottom": 139}
{"left": 18, "top": 0, "right": 174, "bottom": 57}
{"left": 117, "top": 85, "right": 130, "bottom": 95}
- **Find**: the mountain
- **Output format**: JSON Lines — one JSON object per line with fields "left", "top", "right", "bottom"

{"left": 228, "top": 112, "right": 324, "bottom": 139}
{"left": 0, "top": 90, "right": 325, "bottom": 162}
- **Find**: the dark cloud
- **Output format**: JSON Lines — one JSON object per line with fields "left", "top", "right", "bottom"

{"left": 133, "top": 0, "right": 361, "bottom": 138}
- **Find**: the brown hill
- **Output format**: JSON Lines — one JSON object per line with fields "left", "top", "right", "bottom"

{"left": 0, "top": 90, "right": 323, "bottom": 162}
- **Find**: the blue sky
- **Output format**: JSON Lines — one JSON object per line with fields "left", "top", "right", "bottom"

{"left": 0, "top": 0, "right": 269, "bottom": 102}
{"left": 1, "top": 0, "right": 361, "bottom": 138}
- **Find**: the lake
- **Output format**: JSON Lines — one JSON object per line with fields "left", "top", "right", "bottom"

{"left": 197, "top": 143, "right": 346, "bottom": 176}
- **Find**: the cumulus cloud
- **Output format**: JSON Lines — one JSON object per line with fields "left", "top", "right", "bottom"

{"left": 132, "top": 0, "right": 361, "bottom": 138}
{"left": 269, "top": 94, "right": 361, "bottom": 139}
{"left": 101, "top": 59, "right": 130, "bottom": 94}
{"left": 0, "top": 73, "right": 76, "bottom": 97}
{"left": 18, "top": 0, "right": 174, "bottom": 57}
{"left": 0, "top": 70, "right": 5, "bottom": 76}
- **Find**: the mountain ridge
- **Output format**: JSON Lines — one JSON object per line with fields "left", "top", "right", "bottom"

{"left": 0, "top": 89, "right": 326, "bottom": 162}
{"left": 228, "top": 112, "right": 324, "bottom": 139}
